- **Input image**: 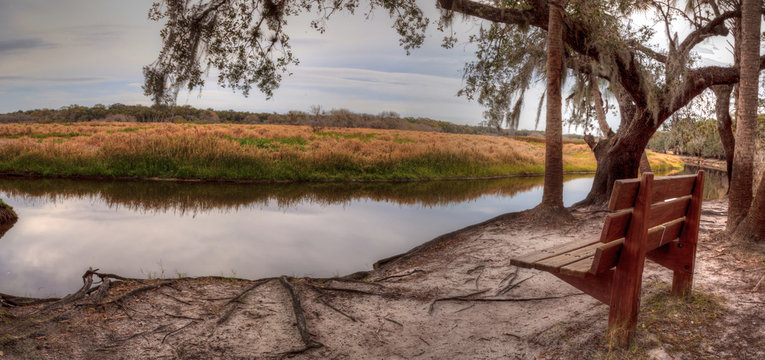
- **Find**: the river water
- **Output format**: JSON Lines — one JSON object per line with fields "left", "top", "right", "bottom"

{"left": 0, "top": 167, "right": 724, "bottom": 297}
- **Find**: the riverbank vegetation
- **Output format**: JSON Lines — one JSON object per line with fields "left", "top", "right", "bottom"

{"left": 0, "top": 104, "right": 503, "bottom": 135}
{"left": 648, "top": 115, "right": 765, "bottom": 159}
{"left": 0, "top": 122, "right": 682, "bottom": 181}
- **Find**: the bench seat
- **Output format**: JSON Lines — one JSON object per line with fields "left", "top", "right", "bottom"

{"left": 511, "top": 217, "right": 686, "bottom": 278}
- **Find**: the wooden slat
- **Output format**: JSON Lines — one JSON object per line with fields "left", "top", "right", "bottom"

{"left": 589, "top": 218, "right": 685, "bottom": 275}
{"left": 602, "top": 196, "right": 689, "bottom": 244}
{"left": 645, "top": 217, "right": 684, "bottom": 252}
{"left": 653, "top": 174, "right": 697, "bottom": 203}
{"left": 534, "top": 242, "right": 603, "bottom": 273}
{"left": 646, "top": 239, "right": 687, "bottom": 270}
{"left": 648, "top": 195, "right": 690, "bottom": 228}
{"left": 590, "top": 238, "right": 625, "bottom": 274}
{"left": 510, "top": 238, "right": 598, "bottom": 268}
{"left": 560, "top": 257, "right": 596, "bottom": 277}
{"left": 608, "top": 174, "right": 698, "bottom": 211}
{"left": 608, "top": 178, "right": 640, "bottom": 210}
{"left": 599, "top": 209, "right": 631, "bottom": 243}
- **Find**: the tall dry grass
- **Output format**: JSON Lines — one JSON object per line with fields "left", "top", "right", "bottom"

{"left": 0, "top": 122, "right": 679, "bottom": 181}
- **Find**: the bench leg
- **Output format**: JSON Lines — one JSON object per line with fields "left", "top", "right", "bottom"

{"left": 671, "top": 242, "right": 697, "bottom": 297}
{"left": 607, "top": 259, "right": 645, "bottom": 347}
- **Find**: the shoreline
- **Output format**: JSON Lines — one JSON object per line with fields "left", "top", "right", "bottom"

{"left": 2, "top": 199, "right": 760, "bottom": 359}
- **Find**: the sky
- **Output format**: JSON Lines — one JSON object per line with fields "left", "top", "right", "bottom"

{"left": 0, "top": 0, "right": 737, "bottom": 129}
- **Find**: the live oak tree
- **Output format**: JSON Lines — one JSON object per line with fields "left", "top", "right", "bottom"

{"left": 436, "top": 0, "right": 765, "bottom": 207}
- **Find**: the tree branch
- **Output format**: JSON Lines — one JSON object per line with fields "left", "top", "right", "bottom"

{"left": 677, "top": 9, "right": 738, "bottom": 56}
{"left": 436, "top": 0, "right": 545, "bottom": 28}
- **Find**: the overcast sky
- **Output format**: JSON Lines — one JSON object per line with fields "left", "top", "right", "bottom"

{"left": 0, "top": 0, "right": 737, "bottom": 129}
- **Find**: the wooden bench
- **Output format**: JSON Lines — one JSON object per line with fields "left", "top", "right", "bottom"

{"left": 511, "top": 171, "right": 705, "bottom": 346}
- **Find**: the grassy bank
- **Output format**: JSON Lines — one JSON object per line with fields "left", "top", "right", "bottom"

{"left": 0, "top": 122, "right": 682, "bottom": 181}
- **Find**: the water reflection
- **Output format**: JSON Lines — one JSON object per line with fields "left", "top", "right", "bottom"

{"left": 0, "top": 175, "right": 592, "bottom": 215}
{"left": 0, "top": 175, "right": 596, "bottom": 297}
{"left": 658, "top": 165, "right": 728, "bottom": 200}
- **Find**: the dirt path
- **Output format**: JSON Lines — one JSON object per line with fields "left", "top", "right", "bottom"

{"left": 1, "top": 200, "right": 763, "bottom": 359}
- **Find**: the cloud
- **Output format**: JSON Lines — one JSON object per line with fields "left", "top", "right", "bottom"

{"left": 0, "top": 38, "right": 55, "bottom": 53}
{"left": 0, "top": 75, "right": 109, "bottom": 83}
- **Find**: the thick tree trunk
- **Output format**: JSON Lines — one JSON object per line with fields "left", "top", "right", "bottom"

{"left": 728, "top": 0, "right": 760, "bottom": 232}
{"left": 540, "top": 0, "right": 566, "bottom": 212}
{"left": 576, "top": 109, "right": 655, "bottom": 207}
{"left": 712, "top": 85, "right": 736, "bottom": 185}
{"left": 576, "top": 136, "right": 615, "bottom": 206}
{"left": 639, "top": 152, "right": 652, "bottom": 174}
{"left": 732, "top": 171, "right": 765, "bottom": 242}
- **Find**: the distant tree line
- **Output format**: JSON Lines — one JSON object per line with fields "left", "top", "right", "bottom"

{"left": 0, "top": 104, "right": 509, "bottom": 136}
{"left": 648, "top": 115, "right": 765, "bottom": 159}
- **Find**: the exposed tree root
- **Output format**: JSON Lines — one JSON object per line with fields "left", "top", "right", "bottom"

{"left": 42, "top": 268, "right": 98, "bottom": 311}
{"left": 429, "top": 289, "right": 491, "bottom": 314}
{"left": 497, "top": 275, "right": 536, "bottom": 296}
{"left": 0, "top": 293, "right": 59, "bottom": 307}
{"left": 216, "top": 278, "right": 273, "bottom": 325}
{"left": 429, "top": 289, "right": 584, "bottom": 314}
{"left": 316, "top": 296, "right": 357, "bottom": 322}
{"left": 161, "top": 320, "right": 197, "bottom": 344}
{"left": 278, "top": 277, "right": 323, "bottom": 358}
{"left": 102, "top": 280, "right": 178, "bottom": 306}
{"left": 374, "top": 269, "right": 425, "bottom": 282}
{"left": 496, "top": 268, "right": 520, "bottom": 295}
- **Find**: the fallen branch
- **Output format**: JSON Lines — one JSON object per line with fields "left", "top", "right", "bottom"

{"left": 374, "top": 269, "right": 425, "bottom": 282}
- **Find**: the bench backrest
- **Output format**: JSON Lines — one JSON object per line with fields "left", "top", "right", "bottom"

{"left": 587, "top": 171, "right": 705, "bottom": 275}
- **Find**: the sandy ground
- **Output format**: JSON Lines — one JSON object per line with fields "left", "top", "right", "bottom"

{"left": 1, "top": 199, "right": 763, "bottom": 359}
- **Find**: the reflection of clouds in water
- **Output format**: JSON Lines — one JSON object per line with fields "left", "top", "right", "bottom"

{"left": 0, "top": 175, "right": 603, "bottom": 297}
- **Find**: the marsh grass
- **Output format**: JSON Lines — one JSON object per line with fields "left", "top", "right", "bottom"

{"left": 0, "top": 122, "right": 682, "bottom": 181}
